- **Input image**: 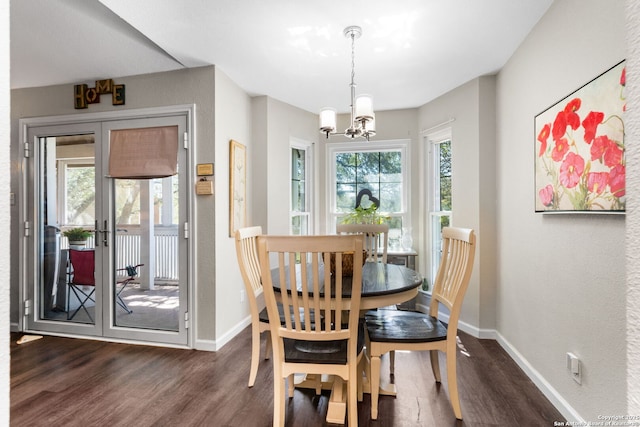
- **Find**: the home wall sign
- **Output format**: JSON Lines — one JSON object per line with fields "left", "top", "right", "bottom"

{"left": 74, "top": 78, "right": 125, "bottom": 109}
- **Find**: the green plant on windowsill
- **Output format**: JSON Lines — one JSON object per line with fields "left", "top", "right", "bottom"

{"left": 340, "top": 204, "right": 390, "bottom": 225}
{"left": 62, "top": 227, "right": 93, "bottom": 243}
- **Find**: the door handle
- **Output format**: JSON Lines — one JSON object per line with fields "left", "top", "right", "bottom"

{"left": 95, "top": 220, "right": 109, "bottom": 247}
{"left": 102, "top": 220, "right": 109, "bottom": 247}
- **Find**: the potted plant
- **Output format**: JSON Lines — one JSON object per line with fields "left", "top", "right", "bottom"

{"left": 62, "top": 227, "right": 92, "bottom": 248}
{"left": 340, "top": 204, "right": 389, "bottom": 225}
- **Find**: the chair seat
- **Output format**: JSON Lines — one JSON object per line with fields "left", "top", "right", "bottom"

{"left": 259, "top": 304, "right": 321, "bottom": 326}
{"left": 284, "top": 322, "right": 365, "bottom": 365}
{"left": 365, "top": 309, "right": 448, "bottom": 343}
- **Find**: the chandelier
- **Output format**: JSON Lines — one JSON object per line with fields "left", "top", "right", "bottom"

{"left": 319, "top": 25, "right": 375, "bottom": 141}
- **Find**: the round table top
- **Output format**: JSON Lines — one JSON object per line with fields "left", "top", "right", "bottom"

{"left": 271, "top": 262, "right": 423, "bottom": 309}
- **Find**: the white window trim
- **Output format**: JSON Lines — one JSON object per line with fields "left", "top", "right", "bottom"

{"left": 326, "top": 139, "right": 411, "bottom": 234}
{"left": 425, "top": 129, "right": 452, "bottom": 289}
{"left": 290, "top": 137, "right": 314, "bottom": 235}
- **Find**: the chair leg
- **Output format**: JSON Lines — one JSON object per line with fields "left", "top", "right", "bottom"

{"left": 369, "top": 350, "right": 382, "bottom": 420}
{"left": 357, "top": 356, "right": 365, "bottom": 402}
{"left": 273, "top": 375, "right": 286, "bottom": 427}
{"left": 116, "top": 279, "right": 133, "bottom": 313}
{"left": 348, "top": 364, "right": 358, "bottom": 427}
{"left": 67, "top": 286, "right": 95, "bottom": 322}
{"left": 446, "top": 347, "right": 462, "bottom": 419}
{"left": 389, "top": 350, "right": 395, "bottom": 376}
{"left": 264, "top": 330, "right": 272, "bottom": 360}
{"left": 288, "top": 374, "right": 295, "bottom": 398}
{"left": 430, "top": 349, "right": 441, "bottom": 383}
{"left": 248, "top": 322, "right": 260, "bottom": 387}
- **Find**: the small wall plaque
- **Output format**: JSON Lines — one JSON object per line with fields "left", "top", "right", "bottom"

{"left": 197, "top": 163, "right": 214, "bottom": 176}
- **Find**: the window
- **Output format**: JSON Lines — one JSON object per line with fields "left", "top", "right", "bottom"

{"left": 57, "top": 159, "right": 96, "bottom": 227}
{"left": 290, "top": 140, "right": 313, "bottom": 235}
{"left": 428, "top": 132, "right": 452, "bottom": 286}
{"left": 328, "top": 140, "right": 409, "bottom": 240}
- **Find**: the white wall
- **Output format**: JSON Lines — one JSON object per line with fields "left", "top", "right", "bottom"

{"left": 417, "top": 76, "right": 498, "bottom": 334}
{"left": 625, "top": 0, "right": 640, "bottom": 415}
{"left": 496, "top": 0, "right": 626, "bottom": 420}
{"left": 213, "top": 67, "right": 253, "bottom": 346}
{"left": 252, "top": 96, "right": 318, "bottom": 235}
{"left": 0, "top": 0, "right": 10, "bottom": 422}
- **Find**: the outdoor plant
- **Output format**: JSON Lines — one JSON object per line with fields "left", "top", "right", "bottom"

{"left": 62, "top": 227, "right": 92, "bottom": 241}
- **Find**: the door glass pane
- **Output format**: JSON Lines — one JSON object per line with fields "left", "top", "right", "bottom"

{"left": 113, "top": 176, "right": 180, "bottom": 332}
{"left": 39, "top": 134, "right": 96, "bottom": 324}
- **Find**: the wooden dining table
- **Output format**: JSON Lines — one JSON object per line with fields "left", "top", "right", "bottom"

{"left": 271, "top": 261, "right": 423, "bottom": 424}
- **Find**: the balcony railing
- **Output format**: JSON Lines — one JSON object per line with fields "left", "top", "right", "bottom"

{"left": 60, "top": 226, "right": 179, "bottom": 281}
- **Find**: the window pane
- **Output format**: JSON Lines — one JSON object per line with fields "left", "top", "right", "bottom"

{"left": 291, "top": 214, "right": 308, "bottom": 236}
{"left": 380, "top": 151, "right": 402, "bottom": 176}
{"left": 380, "top": 183, "right": 401, "bottom": 212}
{"left": 356, "top": 152, "right": 380, "bottom": 183}
{"left": 439, "top": 141, "right": 452, "bottom": 211}
{"left": 114, "top": 179, "right": 140, "bottom": 225}
{"left": 291, "top": 180, "right": 305, "bottom": 211}
{"left": 336, "top": 153, "right": 356, "bottom": 183}
{"left": 66, "top": 165, "right": 95, "bottom": 225}
{"left": 336, "top": 183, "right": 356, "bottom": 212}
{"left": 291, "top": 148, "right": 305, "bottom": 181}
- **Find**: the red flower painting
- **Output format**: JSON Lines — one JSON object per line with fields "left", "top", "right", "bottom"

{"left": 535, "top": 60, "right": 625, "bottom": 212}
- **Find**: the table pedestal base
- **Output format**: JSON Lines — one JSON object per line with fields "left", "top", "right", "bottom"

{"left": 294, "top": 359, "right": 397, "bottom": 425}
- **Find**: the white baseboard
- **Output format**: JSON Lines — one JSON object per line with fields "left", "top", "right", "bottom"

{"left": 494, "top": 331, "right": 583, "bottom": 423}
{"left": 434, "top": 310, "right": 580, "bottom": 421}
{"left": 194, "top": 315, "right": 251, "bottom": 352}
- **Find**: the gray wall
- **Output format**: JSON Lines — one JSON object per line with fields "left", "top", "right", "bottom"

{"left": 496, "top": 0, "right": 626, "bottom": 419}
{"left": 418, "top": 76, "right": 498, "bottom": 333}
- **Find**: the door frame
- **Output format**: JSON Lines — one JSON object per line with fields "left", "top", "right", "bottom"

{"left": 18, "top": 105, "right": 196, "bottom": 347}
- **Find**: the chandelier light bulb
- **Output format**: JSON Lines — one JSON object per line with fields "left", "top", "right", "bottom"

{"left": 319, "top": 108, "right": 337, "bottom": 134}
{"left": 355, "top": 95, "right": 374, "bottom": 121}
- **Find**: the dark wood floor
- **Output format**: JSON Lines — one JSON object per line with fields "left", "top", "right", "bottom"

{"left": 10, "top": 328, "right": 563, "bottom": 426}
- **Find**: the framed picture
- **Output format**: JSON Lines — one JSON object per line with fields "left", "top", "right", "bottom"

{"left": 535, "top": 60, "right": 626, "bottom": 213}
{"left": 229, "top": 139, "right": 246, "bottom": 236}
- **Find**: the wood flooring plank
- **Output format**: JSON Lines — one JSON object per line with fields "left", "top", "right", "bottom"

{"left": 10, "top": 329, "right": 563, "bottom": 426}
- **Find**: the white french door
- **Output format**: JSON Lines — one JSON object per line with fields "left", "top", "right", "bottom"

{"left": 21, "top": 112, "right": 190, "bottom": 346}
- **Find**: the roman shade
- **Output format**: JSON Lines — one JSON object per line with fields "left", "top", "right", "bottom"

{"left": 109, "top": 126, "right": 178, "bottom": 179}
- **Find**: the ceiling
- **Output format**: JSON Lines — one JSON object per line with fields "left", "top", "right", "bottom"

{"left": 10, "top": 0, "right": 554, "bottom": 114}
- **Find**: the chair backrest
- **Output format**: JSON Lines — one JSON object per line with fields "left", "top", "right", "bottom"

{"left": 430, "top": 227, "right": 476, "bottom": 330}
{"left": 336, "top": 223, "right": 389, "bottom": 263}
{"left": 257, "top": 235, "right": 364, "bottom": 355}
{"left": 69, "top": 249, "right": 95, "bottom": 286}
{"left": 235, "top": 226, "right": 264, "bottom": 313}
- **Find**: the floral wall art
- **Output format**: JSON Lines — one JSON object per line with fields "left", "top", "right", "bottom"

{"left": 535, "top": 60, "right": 626, "bottom": 213}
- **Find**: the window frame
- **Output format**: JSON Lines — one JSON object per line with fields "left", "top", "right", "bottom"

{"left": 426, "top": 129, "right": 452, "bottom": 289}
{"left": 327, "top": 139, "right": 410, "bottom": 235}
{"left": 290, "top": 138, "right": 313, "bottom": 236}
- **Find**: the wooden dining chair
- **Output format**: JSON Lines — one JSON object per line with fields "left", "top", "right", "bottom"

{"left": 336, "top": 223, "right": 389, "bottom": 264}
{"left": 234, "top": 226, "right": 272, "bottom": 388}
{"left": 365, "top": 227, "right": 476, "bottom": 420}
{"left": 257, "top": 234, "right": 365, "bottom": 427}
